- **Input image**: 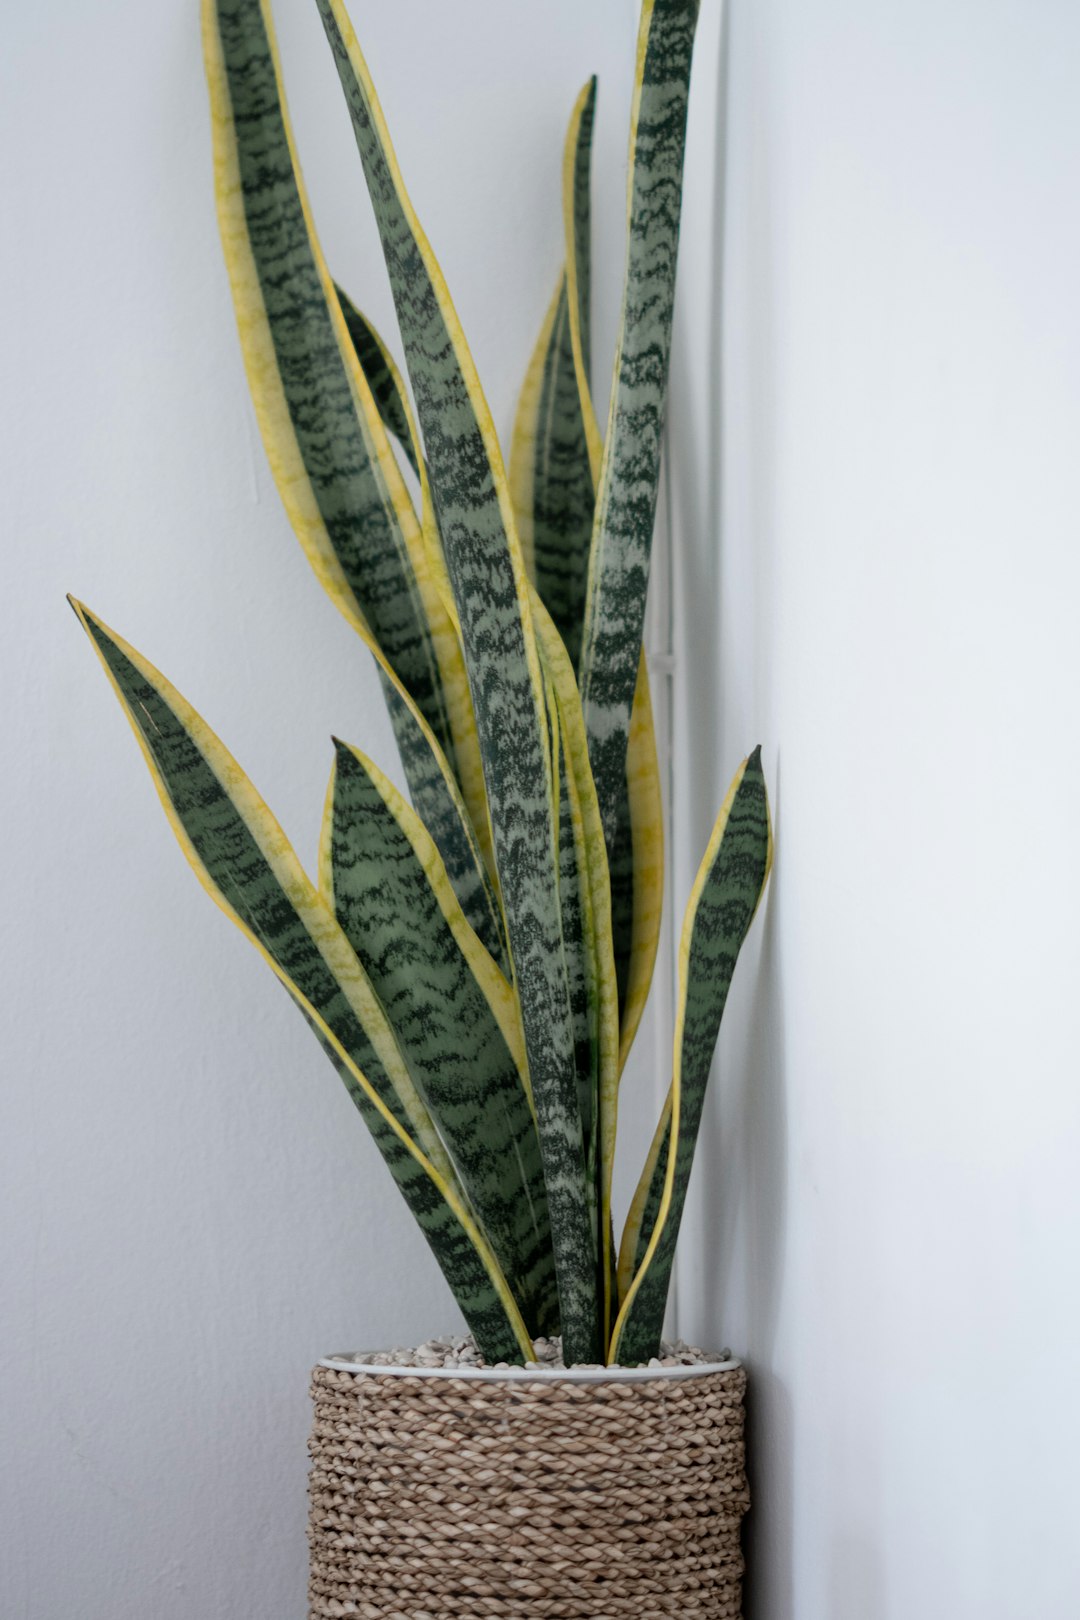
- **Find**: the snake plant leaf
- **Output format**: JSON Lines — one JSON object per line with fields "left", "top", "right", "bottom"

{"left": 564, "top": 76, "right": 597, "bottom": 400}
{"left": 579, "top": 0, "right": 701, "bottom": 856}
{"left": 70, "top": 597, "right": 533, "bottom": 1363}
{"left": 611, "top": 748, "right": 771, "bottom": 1364}
{"left": 333, "top": 284, "right": 419, "bottom": 479}
{"left": 615, "top": 655, "right": 665, "bottom": 1069}
{"left": 510, "top": 82, "right": 600, "bottom": 671}
{"left": 510, "top": 274, "right": 593, "bottom": 671}
{"left": 551, "top": 700, "right": 596, "bottom": 1168}
{"left": 510, "top": 75, "right": 664, "bottom": 1061}
{"left": 333, "top": 285, "right": 464, "bottom": 680}
{"left": 532, "top": 598, "right": 620, "bottom": 1339}
{"left": 203, "top": 0, "right": 504, "bottom": 969}
{"left": 559, "top": 75, "right": 665, "bottom": 1067}
{"left": 331, "top": 282, "right": 497, "bottom": 898}
{"left": 322, "top": 739, "right": 558, "bottom": 1337}
{"left": 315, "top": 0, "right": 600, "bottom": 1363}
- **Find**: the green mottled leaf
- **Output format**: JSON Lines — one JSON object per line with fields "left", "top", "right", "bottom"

{"left": 565, "top": 76, "right": 596, "bottom": 390}
{"left": 324, "top": 740, "right": 558, "bottom": 1336}
{"left": 579, "top": 0, "right": 701, "bottom": 855}
{"left": 617, "top": 656, "right": 665, "bottom": 1066}
{"left": 333, "top": 284, "right": 419, "bottom": 478}
{"left": 511, "top": 276, "right": 594, "bottom": 671}
{"left": 533, "top": 602, "right": 620, "bottom": 1343}
{"left": 204, "top": 0, "right": 505, "bottom": 971}
{"left": 510, "top": 75, "right": 664, "bottom": 1061}
{"left": 315, "top": 0, "right": 600, "bottom": 1363}
{"left": 72, "top": 597, "right": 532, "bottom": 1362}
{"left": 554, "top": 715, "right": 597, "bottom": 1167}
{"left": 510, "top": 79, "right": 598, "bottom": 672}
{"left": 612, "top": 748, "right": 770, "bottom": 1364}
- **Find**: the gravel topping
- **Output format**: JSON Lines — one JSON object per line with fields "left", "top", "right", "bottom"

{"left": 339, "top": 1335, "right": 729, "bottom": 1371}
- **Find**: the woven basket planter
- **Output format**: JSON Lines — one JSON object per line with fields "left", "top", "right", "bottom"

{"left": 308, "top": 1354, "right": 750, "bottom": 1619}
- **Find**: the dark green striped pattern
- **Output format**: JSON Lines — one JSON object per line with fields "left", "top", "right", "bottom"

{"left": 215, "top": 0, "right": 504, "bottom": 963}
{"left": 526, "top": 275, "right": 596, "bottom": 672}
{"left": 79, "top": 606, "right": 525, "bottom": 1362}
{"left": 613, "top": 749, "right": 770, "bottom": 1365}
{"left": 521, "top": 78, "right": 596, "bottom": 672}
{"left": 579, "top": 0, "right": 700, "bottom": 854}
{"left": 377, "top": 678, "right": 508, "bottom": 974}
{"left": 550, "top": 697, "right": 597, "bottom": 1180}
{"left": 316, "top": 0, "right": 600, "bottom": 1364}
{"left": 568, "top": 77, "right": 596, "bottom": 388}
{"left": 334, "top": 284, "right": 420, "bottom": 478}
{"left": 609, "top": 732, "right": 637, "bottom": 1018}
{"left": 520, "top": 77, "right": 640, "bottom": 1030}
{"left": 327, "top": 741, "right": 557, "bottom": 1336}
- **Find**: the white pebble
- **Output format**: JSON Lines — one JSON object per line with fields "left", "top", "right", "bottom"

{"left": 341, "top": 1333, "right": 719, "bottom": 1372}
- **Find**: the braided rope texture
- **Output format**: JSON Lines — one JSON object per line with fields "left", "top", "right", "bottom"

{"left": 308, "top": 1363, "right": 749, "bottom": 1618}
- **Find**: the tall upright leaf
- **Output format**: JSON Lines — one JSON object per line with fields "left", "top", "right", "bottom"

{"left": 612, "top": 749, "right": 771, "bottom": 1364}
{"left": 70, "top": 598, "right": 533, "bottom": 1363}
{"left": 203, "top": 0, "right": 505, "bottom": 970}
{"left": 563, "top": 76, "right": 598, "bottom": 402}
{"left": 532, "top": 600, "right": 620, "bottom": 1338}
{"left": 511, "top": 74, "right": 666, "bottom": 1060}
{"left": 617, "top": 658, "right": 665, "bottom": 1070}
{"left": 314, "top": 0, "right": 600, "bottom": 1361}
{"left": 322, "top": 740, "right": 557, "bottom": 1336}
{"left": 579, "top": 0, "right": 701, "bottom": 855}
{"left": 510, "top": 79, "right": 600, "bottom": 671}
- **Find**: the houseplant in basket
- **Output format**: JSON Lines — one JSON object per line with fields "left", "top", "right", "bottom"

{"left": 70, "top": 0, "right": 772, "bottom": 1612}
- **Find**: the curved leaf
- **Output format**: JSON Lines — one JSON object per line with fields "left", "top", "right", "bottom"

{"left": 579, "top": 0, "right": 701, "bottom": 854}
{"left": 611, "top": 748, "right": 771, "bottom": 1363}
{"left": 315, "top": 0, "right": 599, "bottom": 1363}
{"left": 332, "top": 285, "right": 500, "bottom": 898}
{"left": 203, "top": 0, "right": 505, "bottom": 970}
{"left": 70, "top": 597, "right": 533, "bottom": 1363}
{"left": 322, "top": 740, "right": 557, "bottom": 1335}
{"left": 333, "top": 285, "right": 419, "bottom": 478}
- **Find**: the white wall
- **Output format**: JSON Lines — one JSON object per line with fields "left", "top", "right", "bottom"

{"left": 0, "top": 3, "right": 642, "bottom": 1616}
{"left": 667, "top": 1, "right": 1080, "bottom": 1616}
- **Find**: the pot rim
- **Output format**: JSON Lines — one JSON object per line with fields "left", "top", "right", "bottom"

{"left": 317, "top": 1352, "right": 741, "bottom": 1384}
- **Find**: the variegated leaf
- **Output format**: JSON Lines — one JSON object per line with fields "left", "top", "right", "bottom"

{"left": 611, "top": 748, "right": 771, "bottom": 1364}
{"left": 579, "top": 0, "right": 701, "bottom": 857}
{"left": 533, "top": 600, "right": 620, "bottom": 1340}
{"left": 71, "top": 598, "right": 533, "bottom": 1363}
{"left": 511, "top": 74, "right": 665, "bottom": 1061}
{"left": 323, "top": 740, "right": 558, "bottom": 1336}
{"left": 510, "top": 81, "right": 599, "bottom": 671}
{"left": 564, "top": 76, "right": 597, "bottom": 395}
{"left": 203, "top": 0, "right": 505, "bottom": 971}
{"left": 315, "top": 0, "right": 600, "bottom": 1363}
{"left": 510, "top": 274, "right": 593, "bottom": 671}
{"left": 333, "top": 284, "right": 419, "bottom": 478}
{"left": 615, "top": 655, "right": 665, "bottom": 1068}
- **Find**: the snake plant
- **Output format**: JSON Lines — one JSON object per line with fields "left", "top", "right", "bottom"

{"left": 71, "top": 0, "right": 771, "bottom": 1366}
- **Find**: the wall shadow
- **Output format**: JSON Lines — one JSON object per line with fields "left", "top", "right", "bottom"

{"left": 695, "top": 5, "right": 794, "bottom": 1613}
{"left": 739, "top": 828, "right": 794, "bottom": 1620}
